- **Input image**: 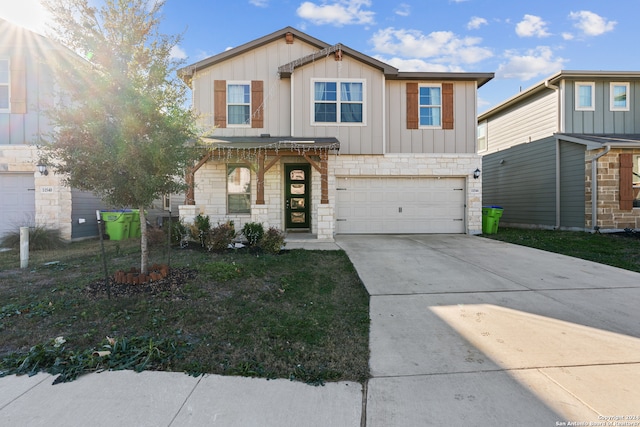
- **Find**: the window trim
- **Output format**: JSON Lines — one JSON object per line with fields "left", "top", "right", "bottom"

{"left": 310, "top": 78, "right": 366, "bottom": 126}
{"left": 0, "top": 58, "right": 10, "bottom": 113}
{"left": 418, "top": 83, "right": 442, "bottom": 129}
{"left": 226, "top": 164, "right": 251, "bottom": 214}
{"left": 477, "top": 121, "right": 488, "bottom": 153}
{"left": 575, "top": 81, "right": 595, "bottom": 111}
{"left": 226, "top": 81, "right": 251, "bottom": 128}
{"left": 610, "top": 82, "right": 630, "bottom": 112}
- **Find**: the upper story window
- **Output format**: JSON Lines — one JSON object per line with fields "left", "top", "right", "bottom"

{"left": 477, "top": 121, "right": 487, "bottom": 152}
{"left": 419, "top": 84, "right": 442, "bottom": 127}
{"left": 610, "top": 82, "right": 630, "bottom": 111}
{"left": 0, "top": 59, "right": 9, "bottom": 112}
{"left": 312, "top": 79, "right": 364, "bottom": 124}
{"left": 575, "top": 82, "right": 595, "bottom": 111}
{"left": 227, "top": 82, "right": 251, "bottom": 126}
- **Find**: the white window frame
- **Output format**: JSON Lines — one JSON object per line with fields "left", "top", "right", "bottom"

{"left": 227, "top": 81, "right": 251, "bottom": 128}
{"left": 575, "top": 82, "right": 595, "bottom": 111}
{"left": 610, "top": 82, "right": 630, "bottom": 112}
{"left": 418, "top": 83, "right": 442, "bottom": 128}
{"left": 477, "top": 121, "right": 487, "bottom": 153}
{"left": 227, "top": 164, "right": 251, "bottom": 214}
{"left": 0, "top": 58, "right": 10, "bottom": 113}
{"left": 311, "top": 78, "right": 366, "bottom": 126}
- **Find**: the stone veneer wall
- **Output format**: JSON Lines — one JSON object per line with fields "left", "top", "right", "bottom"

{"left": 0, "top": 145, "right": 73, "bottom": 240}
{"left": 585, "top": 148, "right": 640, "bottom": 230}
{"left": 183, "top": 153, "right": 483, "bottom": 237}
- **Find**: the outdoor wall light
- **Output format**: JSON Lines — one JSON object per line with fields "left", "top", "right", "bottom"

{"left": 37, "top": 163, "right": 49, "bottom": 176}
{"left": 473, "top": 168, "right": 481, "bottom": 179}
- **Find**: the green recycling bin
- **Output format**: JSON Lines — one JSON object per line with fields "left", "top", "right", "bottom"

{"left": 130, "top": 209, "right": 141, "bottom": 238}
{"left": 482, "top": 206, "right": 504, "bottom": 235}
{"left": 100, "top": 210, "right": 131, "bottom": 240}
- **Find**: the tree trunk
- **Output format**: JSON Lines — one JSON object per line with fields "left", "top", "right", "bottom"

{"left": 139, "top": 207, "right": 149, "bottom": 274}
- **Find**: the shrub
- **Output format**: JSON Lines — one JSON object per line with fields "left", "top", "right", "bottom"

{"left": 169, "top": 221, "right": 189, "bottom": 246}
{"left": 205, "top": 222, "right": 236, "bottom": 252}
{"left": 146, "top": 226, "right": 166, "bottom": 247}
{"left": 0, "top": 226, "right": 64, "bottom": 251}
{"left": 259, "top": 227, "right": 286, "bottom": 254}
{"left": 242, "top": 222, "right": 264, "bottom": 247}
{"left": 191, "top": 214, "right": 211, "bottom": 247}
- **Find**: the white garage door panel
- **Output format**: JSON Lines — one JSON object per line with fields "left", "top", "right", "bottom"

{"left": 0, "top": 173, "right": 36, "bottom": 238}
{"left": 336, "top": 177, "right": 465, "bottom": 234}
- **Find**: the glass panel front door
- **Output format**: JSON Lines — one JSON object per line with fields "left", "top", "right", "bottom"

{"left": 285, "top": 164, "right": 310, "bottom": 229}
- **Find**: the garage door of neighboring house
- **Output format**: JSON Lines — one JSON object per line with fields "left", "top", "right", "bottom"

{"left": 0, "top": 173, "right": 36, "bottom": 238}
{"left": 335, "top": 177, "right": 466, "bottom": 234}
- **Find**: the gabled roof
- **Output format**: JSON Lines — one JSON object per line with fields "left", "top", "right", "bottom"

{"left": 179, "top": 26, "right": 493, "bottom": 87}
{"left": 479, "top": 70, "right": 640, "bottom": 121}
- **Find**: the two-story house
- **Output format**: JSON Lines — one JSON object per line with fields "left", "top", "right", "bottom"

{"left": 0, "top": 18, "right": 181, "bottom": 241}
{"left": 178, "top": 27, "right": 493, "bottom": 239}
{"left": 479, "top": 70, "right": 640, "bottom": 232}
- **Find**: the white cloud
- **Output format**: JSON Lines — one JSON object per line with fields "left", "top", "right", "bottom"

{"left": 249, "top": 0, "right": 268, "bottom": 7}
{"left": 370, "top": 27, "right": 493, "bottom": 65}
{"left": 394, "top": 3, "right": 411, "bottom": 17}
{"left": 170, "top": 45, "right": 188, "bottom": 60}
{"left": 569, "top": 10, "right": 616, "bottom": 36}
{"left": 467, "top": 16, "right": 488, "bottom": 30}
{"left": 374, "top": 56, "right": 464, "bottom": 72}
{"left": 515, "top": 14, "right": 550, "bottom": 38}
{"left": 496, "top": 46, "right": 566, "bottom": 80}
{"left": 562, "top": 32, "right": 574, "bottom": 41}
{"left": 296, "top": 0, "right": 375, "bottom": 26}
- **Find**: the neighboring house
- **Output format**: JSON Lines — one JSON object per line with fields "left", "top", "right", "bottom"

{"left": 479, "top": 70, "right": 640, "bottom": 232}
{"left": 0, "top": 19, "right": 178, "bottom": 241}
{"left": 179, "top": 27, "right": 492, "bottom": 239}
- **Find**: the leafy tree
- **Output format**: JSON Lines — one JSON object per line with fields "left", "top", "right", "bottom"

{"left": 41, "top": 0, "right": 201, "bottom": 274}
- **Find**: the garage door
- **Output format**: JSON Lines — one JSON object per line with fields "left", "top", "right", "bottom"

{"left": 335, "top": 177, "right": 465, "bottom": 234}
{"left": 0, "top": 173, "right": 36, "bottom": 238}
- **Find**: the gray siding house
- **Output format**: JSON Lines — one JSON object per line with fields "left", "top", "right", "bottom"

{"left": 179, "top": 27, "right": 493, "bottom": 238}
{"left": 479, "top": 70, "right": 640, "bottom": 231}
{"left": 0, "top": 19, "right": 176, "bottom": 241}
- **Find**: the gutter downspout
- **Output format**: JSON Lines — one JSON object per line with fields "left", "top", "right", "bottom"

{"left": 591, "top": 145, "right": 611, "bottom": 232}
{"left": 545, "top": 79, "right": 561, "bottom": 228}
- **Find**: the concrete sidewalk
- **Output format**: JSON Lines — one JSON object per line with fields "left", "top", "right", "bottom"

{"left": 2, "top": 234, "right": 640, "bottom": 426}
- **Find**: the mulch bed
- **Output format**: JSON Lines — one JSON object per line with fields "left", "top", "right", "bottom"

{"left": 84, "top": 267, "right": 196, "bottom": 298}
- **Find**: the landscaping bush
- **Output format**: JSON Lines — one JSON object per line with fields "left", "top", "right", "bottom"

{"left": 191, "top": 214, "right": 211, "bottom": 247}
{"left": 242, "top": 222, "right": 264, "bottom": 247}
{"left": 205, "top": 221, "right": 236, "bottom": 252}
{"left": 0, "top": 225, "right": 65, "bottom": 251}
{"left": 169, "top": 220, "right": 189, "bottom": 246}
{"left": 260, "top": 226, "right": 286, "bottom": 254}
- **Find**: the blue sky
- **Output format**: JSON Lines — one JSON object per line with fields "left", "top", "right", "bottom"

{"left": 1, "top": 0, "right": 636, "bottom": 113}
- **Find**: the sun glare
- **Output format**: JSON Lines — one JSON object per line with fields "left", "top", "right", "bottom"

{"left": 0, "top": 1, "right": 51, "bottom": 35}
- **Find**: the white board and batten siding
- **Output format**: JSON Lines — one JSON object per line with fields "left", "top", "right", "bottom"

{"left": 335, "top": 176, "right": 466, "bottom": 234}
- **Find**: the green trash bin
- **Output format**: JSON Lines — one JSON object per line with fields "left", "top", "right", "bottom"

{"left": 130, "top": 209, "right": 141, "bottom": 238}
{"left": 482, "top": 206, "right": 504, "bottom": 234}
{"left": 100, "top": 210, "right": 130, "bottom": 240}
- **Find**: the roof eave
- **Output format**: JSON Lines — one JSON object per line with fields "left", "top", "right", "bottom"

{"left": 386, "top": 72, "right": 494, "bottom": 87}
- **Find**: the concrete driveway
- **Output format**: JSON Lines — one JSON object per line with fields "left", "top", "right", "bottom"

{"left": 337, "top": 234, "right": 640, "bottom": 426}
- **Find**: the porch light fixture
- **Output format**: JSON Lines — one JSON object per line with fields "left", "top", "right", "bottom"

{"left": 37, "top": 163, "right": 49, "bottom": 176}
{"left": 473, "top": 168, "right": 481, "bottom": 179}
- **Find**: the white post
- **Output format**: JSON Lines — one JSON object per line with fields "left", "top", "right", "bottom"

{"left": 20, "top": 227, "right": 29, "bottom": 269}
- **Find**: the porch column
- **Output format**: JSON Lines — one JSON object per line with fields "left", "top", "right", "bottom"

{"left": 256, "top": 152, "right": 265, "bottom": 205}
{"left": 320, "top": 151, "right": 329, "bottom": 204}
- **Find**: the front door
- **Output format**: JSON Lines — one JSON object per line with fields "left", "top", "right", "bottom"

{"left": 285, "top": 164, "right": 310, "bottom": 229}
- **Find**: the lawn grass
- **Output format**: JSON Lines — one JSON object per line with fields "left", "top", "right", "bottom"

{"left": 482, "top": 227, "right": 640, "bottom": 273}
{"left": 0, "top": 238, "right": 370, "bottom": 385}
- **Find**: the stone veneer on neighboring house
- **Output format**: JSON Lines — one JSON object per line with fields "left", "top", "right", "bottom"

{"left": 585, "top": 148, "right": 640, "bottom": 230}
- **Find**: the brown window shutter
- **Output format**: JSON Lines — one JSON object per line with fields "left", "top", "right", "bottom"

{"left": 619, "top": 153, "right": 634, "bottom": 210}
{"left": 406, "top": 83, "right": 418, "bottom": 129}
{"left": 214, "top": 80, "right": 226, "bottom": 128}
{"left": 251, "top": 80, "right": 263, "bottom": 128}
{"left": 10, "top": 55, "right": 27, "bottom": 114}
{"left": 442, "top": 83, "right": 454, "bottom": 130}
